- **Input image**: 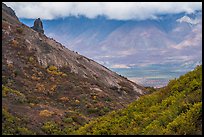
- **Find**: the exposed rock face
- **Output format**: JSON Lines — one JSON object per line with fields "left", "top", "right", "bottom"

{"left": 31, "top": 18, "right": 44, "bottom": 34}
{"left": 2, "top": 3, "right": 19, "bottom": 22}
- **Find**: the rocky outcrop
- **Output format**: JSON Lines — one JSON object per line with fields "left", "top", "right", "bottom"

{"left": 31, "top": 18, "right": 44, "bottom": 34}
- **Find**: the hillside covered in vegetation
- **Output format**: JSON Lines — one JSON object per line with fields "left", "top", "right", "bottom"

{"left": 2, "top": 3, "right": 202, "bottom": 135}
{"left": 2, "top": 3, "right": 145, "bottom": 135}
{"left": 75, "top": 65, "right": 202, "bottom": 135}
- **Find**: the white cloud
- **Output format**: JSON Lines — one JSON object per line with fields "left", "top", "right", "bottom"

{"left": 165, "top": 56, "right": 194, "bottom": 62}
{"left": 110, "top": 64, "right": 130, "bottom": 69}
{"left": 4, "top": 2, "right": 202, "bottom": 20}
{"left": 176, "top": 15, "right": 200, "bottom": 24}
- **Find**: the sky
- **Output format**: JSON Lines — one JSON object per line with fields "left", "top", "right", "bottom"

{"left": 4, "top": 2, "right": 202, "bottom": 20}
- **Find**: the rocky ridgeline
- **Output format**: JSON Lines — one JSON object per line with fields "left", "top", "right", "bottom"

{"left": 2, "top": 3, "right": 19, "bottom": 21}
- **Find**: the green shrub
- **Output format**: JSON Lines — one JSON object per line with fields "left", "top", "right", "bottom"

{"left": 75, "top": 65, "right": 202, "bottom": 135}
{"left": 2, "top": 76, "right": 8, "bottom": 84}
{"left": 104, "top": 97, "right": 112, "bottom": 102}
{"left": 16, "top": 27, "right": 23, "bottom": 34}
{"left": 165, "top": 102, "right": 202, "bottom": 135}
{"left": 2, "top": 108, "right": 35, "bottom": 135}
{"left": 17, "top": 127, "right": 35, "bottom": 135}
{"left": 2, "top": 85, "right": 26, "bottom": 103}
{"left": 13, "top": 69, "right": 20, "bottom": 77}
{"left": 63, "top": 117, "right": 73, "bottom": 123}
{"left": 87, "top": 107, "right": 99, "bottom": 114}
{"left": 41, "top": 121, "right": 63, "bottom": 135}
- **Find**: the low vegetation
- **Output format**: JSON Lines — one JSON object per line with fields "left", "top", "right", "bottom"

{"left": 39, "top": 110, "right": 54, "bottom": 117}
{"left": 75, "top": 65, "right": 202, "bottom": 135}
{"left": 47, "top": 65, "right": 67, "bottom": 76}
{"left": 2, "top": 108, "right": 35, "bottom": 135}
{"left": 2, "top": 85, "right": 27, "bottom": 103}
{"left": 16, "top": 27, "right": 23, "bottom": 34}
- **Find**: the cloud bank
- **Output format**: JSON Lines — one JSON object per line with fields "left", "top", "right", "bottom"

{"left": 4, "top": 2, "right": 202, "bottom": 20}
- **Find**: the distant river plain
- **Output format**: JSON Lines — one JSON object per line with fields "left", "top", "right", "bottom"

{"left": 110, "top": 66, "right": 194, "bottom": 88}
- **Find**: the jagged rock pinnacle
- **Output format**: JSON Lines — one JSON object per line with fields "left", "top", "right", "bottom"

{"left": 31, "top": 18, "right": 44, "bottom": 34}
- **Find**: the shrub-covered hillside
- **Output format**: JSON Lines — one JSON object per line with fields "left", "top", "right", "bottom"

{"left": 75, "top": 65, "right": 202, "bottom": 135}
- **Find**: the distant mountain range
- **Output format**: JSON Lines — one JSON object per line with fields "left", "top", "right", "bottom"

{"left": 20, "top": 10, "right": 202, "bottom": 87}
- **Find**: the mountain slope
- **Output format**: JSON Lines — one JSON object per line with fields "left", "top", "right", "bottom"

{"left": 75, "top": 65, "right": 202, "bottom": 135}
{"left": 2, "top": 3, "right": 145, "bottom": 135}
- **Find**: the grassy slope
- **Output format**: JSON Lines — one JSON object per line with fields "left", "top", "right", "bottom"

{"left": 75, "top": 65, "right": 202, "bottom": 135}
